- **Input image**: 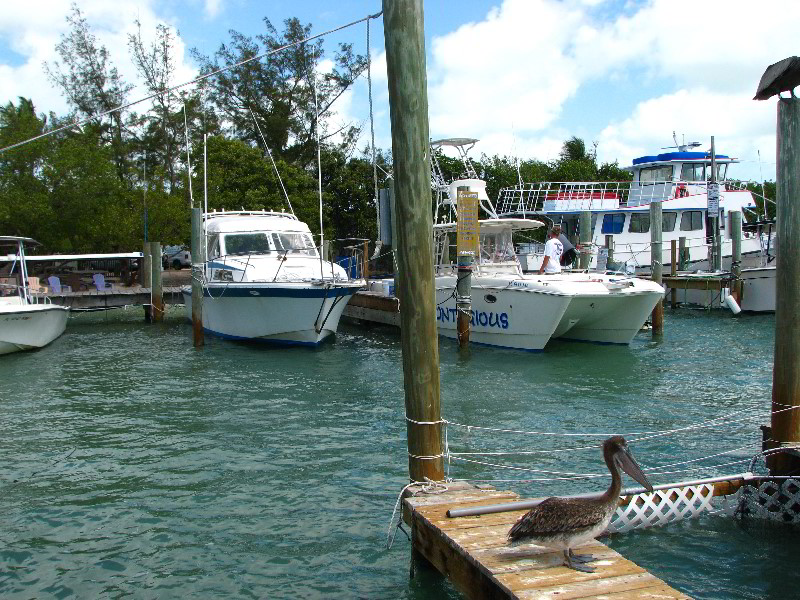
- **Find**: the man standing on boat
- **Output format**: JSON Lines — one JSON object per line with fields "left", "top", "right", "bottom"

{"left": 539, "top": 229, "right": 564, "bottom": 274}
{"left": 554, "top": 225, "right": 576, "bottom": 268}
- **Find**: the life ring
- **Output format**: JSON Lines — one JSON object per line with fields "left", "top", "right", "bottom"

{"left": 674, "top": 183, "right": 688, "bottom": 199}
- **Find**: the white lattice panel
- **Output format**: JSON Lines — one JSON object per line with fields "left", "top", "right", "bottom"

{"left": 608, "top": 484, "right": 715, "bottom": 533}
{"left": 738, "top": 478, "right": 800, "bottom": 524}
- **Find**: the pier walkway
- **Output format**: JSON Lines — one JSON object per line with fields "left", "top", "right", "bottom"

{"left": 34, "top": 286, "right": 185, "bottom": 310}
{"left": 403, "top": 482, "right": 688, "bottom": 600}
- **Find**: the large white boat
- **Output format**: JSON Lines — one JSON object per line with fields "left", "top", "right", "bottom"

{"left": 496, "top": 140, "right": 767, "bottom": 273}
{"left": 0, "top": 236, "right": 69, "bottom": 355}
{"left": 183, "top": 211, "right": 363, "bottom": 345}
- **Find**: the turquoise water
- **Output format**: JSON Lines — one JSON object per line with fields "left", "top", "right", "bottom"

{"left": 0, "top": 307, "right": 795, "bottom": 598}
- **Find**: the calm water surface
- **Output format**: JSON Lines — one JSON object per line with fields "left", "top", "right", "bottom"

{"left": 1, "top": 306, "right": 796, "bottom": 599}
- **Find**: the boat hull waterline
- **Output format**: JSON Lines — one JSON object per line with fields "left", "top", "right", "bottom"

{"left": 183, "top": 282, "right": 362, "bottom": 345}
{"left": 0, "top": 303, "right": 69, "bottom": 355}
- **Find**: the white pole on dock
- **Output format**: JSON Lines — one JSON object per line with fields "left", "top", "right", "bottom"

{"left": 650, "top": 200, "right": 663, "bottom": 335}
{"left": 383, "top": 0, "right": 444, "bottom": 483}
{"left": 191, "top": 207, "right": 204, "bottom": 347}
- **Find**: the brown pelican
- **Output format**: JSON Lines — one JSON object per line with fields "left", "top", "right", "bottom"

{"left": 507, "top": 435, "right": 653, "bottom": 572}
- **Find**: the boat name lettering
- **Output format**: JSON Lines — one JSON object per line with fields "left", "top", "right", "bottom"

{"left": 436, "top": 307, "right": 509, "bottom": 329}
{"left": 510, "top": 281, "right": 529, "bottom": 288}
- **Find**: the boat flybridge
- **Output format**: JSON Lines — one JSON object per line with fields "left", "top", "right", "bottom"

{"left": 182, "top": 210, "right": 363, "bottom": 345}
{"left": 429, "top": 180, "right": 664, "bottom": 350}
{"left": 495, "top": 139, "right": 767, "bottom": 273}
{"left": 0, "top": 236, "right": 69, "bottom": 355}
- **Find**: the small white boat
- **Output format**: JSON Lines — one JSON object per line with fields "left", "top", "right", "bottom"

{"left": 0, "top": 236, "right": 69, "bottom": 355}
{"left": 183, "top": 211, "right": 363, "bottom": 345}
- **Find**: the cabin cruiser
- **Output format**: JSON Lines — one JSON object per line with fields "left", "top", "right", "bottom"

{"left": 496, "top": 140, "right": 765, "bottom": 273}
{"left": 182, "top": 211, "right": 363, "bottom": 345}
{"left": 0, "top": 236, "right": 69, "bottom": 355}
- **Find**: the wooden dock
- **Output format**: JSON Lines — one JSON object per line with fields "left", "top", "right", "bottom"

{"left": 342, "top": 290, "right": 400, "bottom": 326}
{"left": 34, "top": 286, "right": 185, "bottom": 310}
{"left": 403, "top": 482, "right": 689, "bottom": 599}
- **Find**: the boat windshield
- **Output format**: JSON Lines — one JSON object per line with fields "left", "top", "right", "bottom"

{"left": 223, "top": 233, "right": 272, "bottom": 256}
{"left": 479, "top": 229, "right": 516, "bottom": 264}
{"left": 270, "top": 232, "right": 318, "bottom": 257}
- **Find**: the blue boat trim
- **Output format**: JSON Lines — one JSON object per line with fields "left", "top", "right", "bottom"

{"left": 183, "top": 285, "right": 360, "bottom": 299}
{"left": 207, "top": 261, "right": 244, "bottom": 271}
{"left": 632, "top": 151, "right": 730, "bottom": 165}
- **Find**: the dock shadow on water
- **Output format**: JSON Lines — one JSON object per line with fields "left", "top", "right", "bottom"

{"left": 0, "top": 307, "right": 791, "bottom": 598}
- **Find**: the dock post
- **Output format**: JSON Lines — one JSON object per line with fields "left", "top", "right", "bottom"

{"left": 383, "top": 0, "right": 444, "bottom": 483}
{"left": 149, "top": 242, "right": 164, "bottom": 322}
{"left": 579, "top": 210, "right": 592, "bottom": 270}
{"left": 731, "top": 210, "right": 743, "bottom": 304}
{"left": 142, "top": 242, "right": 153, "bottom": 322}
{"left": 191, "top": 207, "right": 204, "bottom": 347}
{"left": 605, "top": 234, "right": 614, "bottom": 266}
{"left": 770, "top": 95, "right": 800, "bottom": 476}
{"left": 678, "top": 236, "right": 687, "bottom": 271}
{"left": 650, "top": 200, "right": 664, "bottom": 334}
{"left": 710, "top": 136, "right": 722, "bottom": 272}
{"left": 363, "top": 240, "right": 370, "bottom": 285}
{"left": 456, "top": 186, "right": 476, "bottom": 350}
{"left": 670, "top": 239, "right": 677, "bottom": 308}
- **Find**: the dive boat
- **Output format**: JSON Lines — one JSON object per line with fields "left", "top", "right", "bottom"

{"left": 182, "top": 211, "right": 363, "bottom": 345}
{"left": 496, "top": 139, "right": 765, "bottom": 273}
{"left": 0, "top": 236, "right": 69, "bottom": 355}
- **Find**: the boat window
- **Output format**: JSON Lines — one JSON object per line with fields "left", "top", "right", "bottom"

{"left": 479, "top": 230, "right": 515, "bottom": 263}
{"left": 223, "top": 233, "right": 272, "bottom": 255}
{"left": 663, "top": 212, "right": 677, "bottom": 232}
{"left": 680, "top": 210, "right": 704, "bottom": 231}
{"left": 628, "top": 213, "right": 650, "bottom": 233}
{"left": 640, "top": 166, "right": 673, "bottom": 183}
{"left": 271, "top": 232, "right": 318, "bottom": 256}
{"left": 601, "top": 213, "right": 625, "bottom": 234}
{"left": 207, "top": 234, "right": 220, "bottom": 259}
{"left": 680, "top": 163, "right": 705, "bottom": 182}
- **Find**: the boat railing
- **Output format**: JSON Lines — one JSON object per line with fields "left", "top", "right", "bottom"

{"left": 495, "top": 180, "right": 751, "bottom": 216}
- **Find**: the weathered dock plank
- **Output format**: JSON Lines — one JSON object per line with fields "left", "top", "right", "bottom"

{"left": 404, "top": 484, "right": 689, "bottom": 600}
{"left": 342, "top": 290, "right": 400, "bottom": 326}
{"left": 34, "top": 286, "right": 185, "bottom": 310}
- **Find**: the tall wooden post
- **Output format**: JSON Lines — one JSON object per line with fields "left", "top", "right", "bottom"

{"left": 149, "top": 241, "right": 164, "bottom": 322}
{"left": 731, "top": 210, "right": 743, "bottom": 304}
{"left": 456, "top": 186, "right": 475, "bottom": 349}
{"left": 670, "top": 239, "right": 677, "bottom": 308}
{"left": 191, "top": 207, "right": 204, "bottom": 347}
{"left": 579, "top": 210, "right": 592, "bottom": 270}
{"left": 142, "top": 242, "right": 153, "bottom": 322}
{"left": 650, "top": 201, "right": 664, "bottom": 334}
{"left": 383, "top": 0, "right": 443, "bottom": 483}
{"left": 770, "top": 96, "right": 800, "bottom": 476}
{"left": 363, "top": 240, "right": 370, "bottom": 284}
{"left": 605, "top": 234, "right": 614, "bottom": 265}
{"left": 710, "top": 137, "right": 722, "bottom": 271}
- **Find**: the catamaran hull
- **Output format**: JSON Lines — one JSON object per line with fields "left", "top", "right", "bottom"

{"left": 182, "top": 283, "right": 361, "bottom": 345}
{"left": 434, "top": 280, "right": 571, "bottom": 351}
{"left": 553, "top": 290, "right": 663, "bottom": 344}
{"left": 0, "top": 304, "right": 69, "bottom": 355}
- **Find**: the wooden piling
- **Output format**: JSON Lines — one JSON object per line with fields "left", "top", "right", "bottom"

{"left": 383, "top": 0, "right": 443, "bottom": 483}
{"left": 678, "top": 236, "right": 687, "bottom": 271}
{"left": 191, "top": 207, "right": 204, "bottom": 347}
{"left": 149, "top": 241, "right": 164, "bottom": 322}
{"left": 605, "top": 234, "right": 614, "bottom": 266}
{"left": 363, "top": 240, "right": 370, "bottom": 284}
{"left": 579, "top": 210, "right": 592, "bottom": 270}
{"left": 650, "top": 201, "right": 663, "bottom": 334}
{"left": 770, "top": 97, "right": 800, "bottom": 476}
{"left": 142, "top": 242, "right": 153, "bottom": 322}
{"left": 456, "top": 186, "right": 474, "bottom": 349}
{"left": 670, "top": 239, "right": 677, "bottom": 308}
{"left": 731, "top": 210, "right": 743, "bottom": 304}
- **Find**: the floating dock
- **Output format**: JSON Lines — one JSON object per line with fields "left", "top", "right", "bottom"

{"left": 35, "top": 286, "right": 185, "bottom": 310}
{"left": 403, "top": 482, "right": 689, "bottom": 599}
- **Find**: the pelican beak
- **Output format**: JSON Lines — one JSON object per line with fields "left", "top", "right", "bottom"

{"left": 620, "top": 446, "right": 654, "bottom": 492}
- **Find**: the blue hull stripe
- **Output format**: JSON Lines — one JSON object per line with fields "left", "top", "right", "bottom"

{"left": 184, "top": 286, "right": 360, "bottom": 299}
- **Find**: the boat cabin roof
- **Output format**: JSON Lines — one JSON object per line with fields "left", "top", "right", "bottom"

{"left": 434, "top": 217, "right": 544, "bottom": 233}
{"left": 626, "top": 151, "right": 735, "bottom": 170}
{"left": 204, "top": 211, "right": 309, "bottom": 235}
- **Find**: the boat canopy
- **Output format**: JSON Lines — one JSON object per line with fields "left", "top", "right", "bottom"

{"left": 629, "top": 151, "right": 733, "bottom": 167}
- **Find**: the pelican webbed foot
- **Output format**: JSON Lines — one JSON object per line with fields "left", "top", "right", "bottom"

{"left": 563, "top": 549, "right": 597, "bottom": 572}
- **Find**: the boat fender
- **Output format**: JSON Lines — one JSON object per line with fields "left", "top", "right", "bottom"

{"left": 724, "top": 293, "right": 742, "bottom": 315}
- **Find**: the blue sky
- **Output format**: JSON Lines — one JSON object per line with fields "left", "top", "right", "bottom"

{"left": 0, "top": 0, "right": 796, "bottom": 182}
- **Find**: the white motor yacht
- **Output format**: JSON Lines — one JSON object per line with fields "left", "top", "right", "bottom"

{"left": 0, "top": 236, "right": 69, "bottom": 355}
{"left": 183, "top": 211, "right": 363, "bottom": 345}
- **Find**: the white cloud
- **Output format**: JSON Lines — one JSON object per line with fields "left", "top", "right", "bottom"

{"left": 423, "top": 0, "right": 793, "bottom": 180}
{"left": 204, "top": 0, "right": 224, "bottom": 20}
{"left": 0, "top": 1, "right": 198, "bottom": 119}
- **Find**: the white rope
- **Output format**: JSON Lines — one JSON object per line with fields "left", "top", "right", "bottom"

{"left": 386, "top": 478, "right": 449, "bottom": 549}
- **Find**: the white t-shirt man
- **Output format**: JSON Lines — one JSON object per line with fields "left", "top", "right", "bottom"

{"left": 541, "top": 236, "right": 563, "bottom": 273}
